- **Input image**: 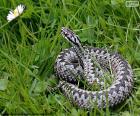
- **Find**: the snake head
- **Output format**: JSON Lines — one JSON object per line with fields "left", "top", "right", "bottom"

{"left": 61, "top": 27, "right": 81, "bottom": 47}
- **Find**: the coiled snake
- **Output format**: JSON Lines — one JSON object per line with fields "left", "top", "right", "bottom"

{"left": 54, "top": 27, "right": 133, "bottom": 109}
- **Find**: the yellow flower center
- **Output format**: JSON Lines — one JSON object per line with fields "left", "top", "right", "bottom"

{"left": 13, "top": 9, "right": 19, "bottom": 17}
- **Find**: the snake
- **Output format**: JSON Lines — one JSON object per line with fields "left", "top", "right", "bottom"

{"left": 54, "top": 27, "right": 133, "bottom": 109}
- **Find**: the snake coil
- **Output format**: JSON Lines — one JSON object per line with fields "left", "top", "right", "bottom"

{"left": 54, "top": 27, "right": 133, "bottom": 109}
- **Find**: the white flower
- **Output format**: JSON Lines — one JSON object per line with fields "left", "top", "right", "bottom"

{"left": 7, "top": 4, "right": 25, "bottom": 22}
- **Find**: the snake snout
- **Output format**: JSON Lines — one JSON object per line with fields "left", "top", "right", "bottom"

{"left": 61, "top": 27, "right": 72, "bottom": 38}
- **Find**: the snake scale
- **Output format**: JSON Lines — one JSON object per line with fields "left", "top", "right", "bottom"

{"left": 54, "top": 27, "right": 133, "bottom": 109}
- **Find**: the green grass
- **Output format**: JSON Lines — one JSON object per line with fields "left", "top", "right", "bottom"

{"left": 0, "top": 0, "right": 140, "bottom": 115}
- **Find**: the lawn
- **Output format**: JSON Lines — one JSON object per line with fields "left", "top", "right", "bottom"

{"left": 0, "top": 0, "right": 140, "bottom": 115}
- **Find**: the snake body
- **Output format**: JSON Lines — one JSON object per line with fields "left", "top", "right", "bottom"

{"left": 54, "top": 27, "right": 133, "bottom": 109}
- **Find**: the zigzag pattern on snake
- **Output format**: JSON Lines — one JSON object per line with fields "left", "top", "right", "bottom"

{"left": 54, "top": 27, "right": 133, "bottom": 109}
